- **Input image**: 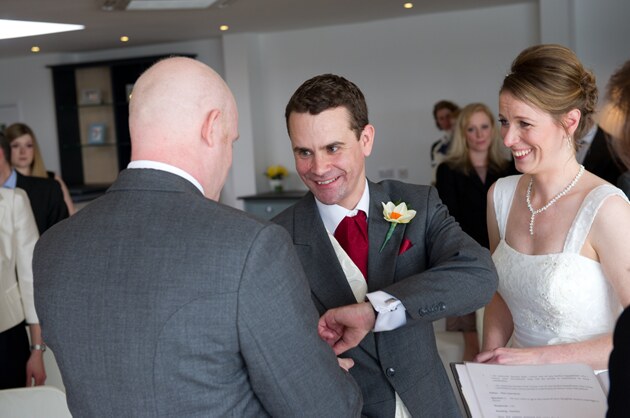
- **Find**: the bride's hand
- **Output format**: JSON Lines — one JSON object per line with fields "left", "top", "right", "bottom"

{"left": 473, "top": 347, "right": 544, "bottom": 365}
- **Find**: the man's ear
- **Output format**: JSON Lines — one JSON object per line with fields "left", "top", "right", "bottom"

{"left": 360, "top": 124, "right": 375, "bottom": 157}
{"left": 200, "top": 109, "right": 222, "bottom": 148}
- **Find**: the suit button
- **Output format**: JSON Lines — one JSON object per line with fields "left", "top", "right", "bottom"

{"left": 439, "top": 302, "right": 446, "bottom": 311}
{"left": 386, "top": 367, "right": 396, "bottom": 377}
{"left": 418, "top": 308, "right": 427, "bottom": 316}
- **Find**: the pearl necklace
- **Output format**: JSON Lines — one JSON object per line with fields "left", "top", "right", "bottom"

{"left": 526, "top": 165, "right": 585, "bottom": 235}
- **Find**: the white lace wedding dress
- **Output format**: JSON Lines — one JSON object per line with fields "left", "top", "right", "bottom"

{"left": 492, "top": 175, "right": 626, "bottom": 348}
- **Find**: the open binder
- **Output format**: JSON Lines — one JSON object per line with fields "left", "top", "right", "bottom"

{"left": 450, "top": 362, "right": 609, "bottom": 418}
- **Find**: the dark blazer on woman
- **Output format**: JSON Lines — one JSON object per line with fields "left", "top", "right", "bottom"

{"left": 15, "top": 171, "right": 68, "bottom": 234}
{"left": 435, "top": 162, "right": 515, "bottom": 249}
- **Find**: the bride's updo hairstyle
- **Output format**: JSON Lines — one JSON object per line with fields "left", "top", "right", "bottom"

{"left": 501, "top": 44, "right": 598, "bottom": 149}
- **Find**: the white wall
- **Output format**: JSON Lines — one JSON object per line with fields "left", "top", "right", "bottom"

{"left": 252, "top": 3, "right": 538, "bottom": 191}
{"left": 2, "top": 0, "right": 630, "bottom": 208}
{"left": 0, "top": 38, "right": 223, "bottom": 174}
{"left": 573, "top": 0, "right": 630, "bottom": 102}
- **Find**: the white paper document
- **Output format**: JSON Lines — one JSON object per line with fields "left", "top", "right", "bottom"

{"left": 452, "top": 362, "right": 608, "bottom": 418}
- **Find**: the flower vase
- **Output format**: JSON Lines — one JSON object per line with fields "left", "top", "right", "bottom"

{"left": 269, "top": 178, "right": 284, "bottom": 192}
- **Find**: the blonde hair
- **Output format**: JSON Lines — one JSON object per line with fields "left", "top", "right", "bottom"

{"left": 5, "top": 123, "right": 48, "bottom": 177}
{"left": 606, "top": 60, "right": 630, "bottom": 170}
{"left": 443, "top": 103, "right": 509, "bottom": 175}
{"left": 501, "top": 44, "right": 598, "bottom": 149}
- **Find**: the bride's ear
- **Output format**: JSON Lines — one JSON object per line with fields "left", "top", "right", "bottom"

{"left": 563, "top": 108, "right": 581, "bottom": 137}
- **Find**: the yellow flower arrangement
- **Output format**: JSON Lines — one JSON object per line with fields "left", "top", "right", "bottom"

{"left": 264, "top": 165, "right": 288, "bottom": 180}
{"left": 379, "top": 201, "right": 416, "bottom": 252}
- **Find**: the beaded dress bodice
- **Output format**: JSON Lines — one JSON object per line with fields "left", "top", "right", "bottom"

{"left": 492, "top": 175, "right": 625, "bottom": 347}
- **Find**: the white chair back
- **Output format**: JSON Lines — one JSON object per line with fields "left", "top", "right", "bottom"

{"left": 0, "top": 386, "right": 72, "bottom": 418}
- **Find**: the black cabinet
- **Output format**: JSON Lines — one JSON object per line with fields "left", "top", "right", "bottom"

{"left": 49, "top": 54, "right": 195, "bottom": 197}
{"left": 239, "top": 191, "right": 306, "bottom": 220}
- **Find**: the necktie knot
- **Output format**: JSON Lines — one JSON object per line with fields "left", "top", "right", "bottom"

{"left": 334, "top": 210, "right": 369, "bottom": 280}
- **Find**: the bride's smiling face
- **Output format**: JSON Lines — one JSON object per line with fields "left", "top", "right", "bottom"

{"left": 498, "top": 91, "right": 569, "bottom": 175}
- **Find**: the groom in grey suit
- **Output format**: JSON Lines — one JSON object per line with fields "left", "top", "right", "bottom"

{"left": 273, "top": 74, "right": 498, "bottom": 417}
{"left": 33, "top": 58, "right": 362, "bottom": 417}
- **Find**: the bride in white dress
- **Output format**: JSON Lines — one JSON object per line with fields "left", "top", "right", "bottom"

{"left": 475, "top": 44, "right": 630, "bottom": 370}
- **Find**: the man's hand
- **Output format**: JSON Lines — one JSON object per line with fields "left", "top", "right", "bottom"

{"left": 318, "top": 302, "right": 376, "bottom": 355}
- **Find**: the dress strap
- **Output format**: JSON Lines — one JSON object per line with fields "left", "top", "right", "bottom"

{"left": 564, "top": 185, "right": 630, "bottom": 253}
{"left": 492, "top": 175, "right": 521, "bottom": 239}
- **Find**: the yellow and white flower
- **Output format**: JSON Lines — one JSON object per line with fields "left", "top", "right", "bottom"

{"left": 380, "top": 201, "right": 416, "bottom": 252}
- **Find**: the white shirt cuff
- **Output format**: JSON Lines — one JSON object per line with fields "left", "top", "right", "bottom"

{"left": 366, "top": 290, "right": 407, "bottom": 332}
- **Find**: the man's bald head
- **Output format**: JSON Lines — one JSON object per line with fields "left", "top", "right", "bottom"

{"left": 128, "top": 56, "right": 238, "bottom": 199}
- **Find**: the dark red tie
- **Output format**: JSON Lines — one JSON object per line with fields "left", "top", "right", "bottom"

{"left": 334, "top": 210, "right": 368, "bottom": 280}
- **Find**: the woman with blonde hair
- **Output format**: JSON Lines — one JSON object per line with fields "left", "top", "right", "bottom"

{"left": 476, "top": 44, "right": 630, "bottom": 371}
{"left": 6, "top": 123, "right": 75, "bottom": 214}
{"left": 435, "top": 102, "right": 513, "bottom": 360}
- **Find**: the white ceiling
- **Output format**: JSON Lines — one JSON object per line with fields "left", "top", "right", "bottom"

{"left": 0, "top": 0, "right": 531, "bottom": 58}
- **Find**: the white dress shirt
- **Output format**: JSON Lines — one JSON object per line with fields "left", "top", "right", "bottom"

{"left": 127, "top": 160, "right": 204, "bottom": 195}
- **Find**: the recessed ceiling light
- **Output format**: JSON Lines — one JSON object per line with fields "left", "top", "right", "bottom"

{"left": 0, "top": 19, "right": 84, "bottom": 40}
{"left": 404, "top": 2, "right": 413, "bottom": 9}
{"left": 31, "top": 46, "right": 41, "bottom": 53}
{"left": 120, "top": 35, "right": 130, "bottom": 42}
{"left": 219, "top": 25, "right": 229, "bottom": 31}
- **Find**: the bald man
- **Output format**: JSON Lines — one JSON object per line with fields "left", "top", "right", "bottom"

{"left": 33, "top": 57, "right": 362, "bottom": 417}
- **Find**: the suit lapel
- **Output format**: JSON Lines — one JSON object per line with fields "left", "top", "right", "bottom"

{"left": 292, "top": 195, "right": 358, "bottom": 310}
{"left": 367, "top": 181, "right": 405, "bottom": 291}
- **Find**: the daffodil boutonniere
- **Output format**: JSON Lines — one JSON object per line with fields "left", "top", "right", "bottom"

{"left": 379, "top": 201, "right": 416, "bottom": 253}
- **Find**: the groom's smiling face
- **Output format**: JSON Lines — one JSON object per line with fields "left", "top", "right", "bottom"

{"left": 288, "top": 106, "right": 374, "bottom": 210}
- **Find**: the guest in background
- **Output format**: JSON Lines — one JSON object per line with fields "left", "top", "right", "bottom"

{"left": 33, "top": 57, "right": 362, "bottom": 417}
{"left": 430, "top": 100, "right": 460, "bottom": 183}
{"left": 6, "top": 122, "right": 76, "bottom": 215}
{"left": 435, "top": 102, "right": 513, "bottom": 360}
{"left": 477, "top": 44, "right": 630, "bottom": 371}
{"left": 602, "top": 58, "right": 630, "bottom": 417}
{"left": 1, "top": 126, "right": 69, "bottom": 235}
{"left": 576, "top": 123, "right": 624, "bottom": 186}
{"left": 604, "top": 59, "right": 630, "bottom": 197}
{"left": 0, "top": 131, "right": 46, "bottom": 389}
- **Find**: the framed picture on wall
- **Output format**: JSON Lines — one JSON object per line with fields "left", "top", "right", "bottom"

{"left": 88, "top": 123, "right": 107, "bottom": 144}
{"left": 80, "top": 88, "right": 102, "bottom": 105}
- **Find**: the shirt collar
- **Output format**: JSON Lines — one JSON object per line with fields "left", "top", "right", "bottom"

{"left": 2, "top": 169, "right": 18, "bottom": 189}
{"left": 316, "top": 179, "right": 370, "bottom": 234}
{"left": 581, "top": 124, "right": 598, "bottom": 146}
{"left": 127, "top": 160, "right": 204, "bottom": 195}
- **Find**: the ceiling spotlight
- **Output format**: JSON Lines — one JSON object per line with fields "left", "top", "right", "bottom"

{"left": 219, "top": 25, "right": 229, "bottom": 31}
{"left": 31, "top": 46, "right": 40, "bottom": 53}
{"left": 404, "top": 2, "right": 413, "bottom": 9}
{"left": 120, "top": 36, "right": 130, "bottom": 42}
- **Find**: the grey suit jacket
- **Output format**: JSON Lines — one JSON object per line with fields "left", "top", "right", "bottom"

{"left": 273, "top": 179, "right": 498, "bottom": 418}
{"left": 34, "top": 169, "right": 362, "bottom": 417}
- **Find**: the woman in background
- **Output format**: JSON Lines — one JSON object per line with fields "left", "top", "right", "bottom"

{"left": 602, "top": 59, "right": 630, "bottom": 417}
{"left": 6, "top": 122, "right": 76, "bottom": 215}
{"left": 435, "top": 102, "right": 513, "bottom": 360}
{"left": 0, "top": 132, "right": 46, "bottom": 389}
{"left": 477, "top": 44, "right": 630, "bottom": 371}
